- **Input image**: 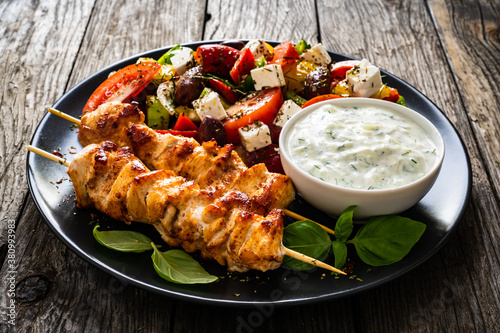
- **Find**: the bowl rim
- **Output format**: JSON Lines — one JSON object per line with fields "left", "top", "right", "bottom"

{"left": 279, "top": 97, "right": 445, "bottom": 195}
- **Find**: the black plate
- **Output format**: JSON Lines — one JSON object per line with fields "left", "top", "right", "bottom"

{"left": 26, "top": 41, "right": 472, "bottom": 306}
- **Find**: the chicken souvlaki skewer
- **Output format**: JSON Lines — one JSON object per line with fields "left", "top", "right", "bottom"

{"left": 27, "top": 143, "right": 345, "bottom": 274}
{"left": 48, "top": 104, "right": 336, "bottom": 235}
{"left": 79, "top": 102, "right": 295, "bottom": 217}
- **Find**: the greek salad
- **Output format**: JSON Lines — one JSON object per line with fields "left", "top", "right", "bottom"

{"left": 82, "top": 39, "right": 404, "bottom": 173}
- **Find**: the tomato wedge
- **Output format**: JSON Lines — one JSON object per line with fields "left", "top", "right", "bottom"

{"left": 268, "top": 41, "right": 300, "bottom": 69}
{"left": 330, "top": 60, "right": 360, "bottom": 80}
{"left": 230, "top": 47, "right": 255, "bottom": 85}
{"left": 383, "top": 87, "right": 400, "bottom": 103}
{"left": 196, "top": 44, "right": 240, "bottom": 77}
{"left": 302, "top": 94, "right": 343, "bottom": 108}
{"left": 224, "top": 87, "right": 283, "bottom": 144}
{"left": 208, "top": 78, "right": 240, "bottom": 104}
{"left": 82, "top": 62, "right": 161, "bottom": 115}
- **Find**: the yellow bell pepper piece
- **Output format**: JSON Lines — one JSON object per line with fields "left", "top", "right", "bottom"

{"left": 283, "top": 60, "right": 318, "bottom": 94}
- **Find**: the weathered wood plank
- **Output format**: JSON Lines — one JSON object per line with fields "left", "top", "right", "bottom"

{"left": 66, "top": 0, "right": 207, "bottom": 88}
{"left": 428, "top": 0, "right": 500, "bottom": 331}
{"left": 1, "top": 196, "right": 175, "bottom": 333}
{"left": 0, "top": 0, "right": 94, "bottom": 242}
{"left": 204, "top": 0, "right": 319, "bottom": 44}
{"left": 316, "top": 0, "right": 500, "bottom": 332}
{"left": 0, "top": 0, "right": 95, "bottom": 326}
{"left": 1, "top": 0, "right": 206, "bottom": 331}
{"left": 3, "top": 0, "right": 498, "bottom": 332}
{"left": 429, "top": 0, "right": 500, "bottom": 199}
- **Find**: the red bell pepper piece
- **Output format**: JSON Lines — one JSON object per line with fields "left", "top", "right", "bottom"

{"left": 230, "top": 47, "right": 255, "bottom": 84}
{"left": 383, "top": 87, "right": 400, "bottom": 103}
{"left": 208, "top": 78, "right": 240, "bottom": 104}
{"left": 268, "top": 41, "right": 300, "bottom": 68}
{"left": 155, "top": 129, "right": 198, "bottom": 138}
{"left": 196, "top": 44, "right": 240, "bottom": 77}
{"left": 302, "top": 94, "right": 343, "bottom": 108}
{"left": 173, "top": 113, "right": 198, "bottom": 131}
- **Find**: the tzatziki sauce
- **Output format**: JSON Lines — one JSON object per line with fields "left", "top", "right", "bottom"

{"left": 287, "top": 104, "right": 439, "bottom": 190}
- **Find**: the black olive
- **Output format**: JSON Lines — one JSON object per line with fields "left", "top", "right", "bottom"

{"left": 197, "top": 116, "right": 227, "bottom": 146}
{"left": 303, "top": 66, "right": 333, "bottom": 100}
{"left": 220, "top": 40, "right": 246, "bottom": 50}
{"left": 174, "top": 66, "right": 206, "bottom": 106}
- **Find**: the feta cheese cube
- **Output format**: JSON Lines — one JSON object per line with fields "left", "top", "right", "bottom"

{"left": 239, "top": 121, "right": 272, "bottom": 152}
{"left": 244, "top": 39, "right": 273, "bottom": 60}
{"left": 250, "top": 64, "right": 285, "bottom": 91}
{"left": 345, "top": 59, "right": 383, "bottom": 97}
{"left": 170, "top": 47, "right": 195, "bottom": 75}
{"left": 192, "top": 91, "right": 228, "bottom": 121}
{"left": 274, "top": 100, "right": 302, "bottom": 127}
{"left": 301, "top": 43, "right": 332, "bottom": 66}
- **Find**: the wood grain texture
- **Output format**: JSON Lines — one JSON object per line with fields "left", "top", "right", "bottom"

{"left": 428, "top": 0, "right": 500, "bottom": 331}
{"left": 1, "top": 0, "right": 498, "bottom": 332}
{"left": 0, "top": 0, "right": 205, "bottom": 331}
{"left": 205, "top": 0, "right": 319, "bottom": 43}
{"left": 0, "top": 0, "right": 93, "bottom": 231}
{"left": 66, "top": 0, "right": 207, "bottom": 88}
{"left": 429, "top": 0, "right": 500, "bottom": 199}
{"left": 316, "top": 0, "right": 500, "bottom": 332}
{"left": 0, "top": 0, "right": 94, "bottom": 325}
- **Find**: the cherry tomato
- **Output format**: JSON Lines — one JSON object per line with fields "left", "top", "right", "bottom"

{"left": 223, "top": 87, "right": 283, "bottom": 144}
{"left": 230, "top": 47, "right": 255, "bottom": 84}
{"left": 196, "top": 44, "right": 240, "bottom": 77}
{"left": 173, "top": 113, "right": 198, "bottom": 131}
{"left": 302, "top": 94, "right": 343, "bottom": 108}
{"left": 208, "top": 78, "right": 240, "bottom": 104}
{"left": 245, "top": 144, "right": 284, "bottom": 174}
{"left": 330, "top": 60, "right": 359, "bottom": 80}
{"left": 82, "top": 62, "right": 161, "bottom": 115}
{"left": 268, "top": 41, "right": 300, "bottom": 69}
{"left": 383, "top": 87, "right": 400, "bottom": 103}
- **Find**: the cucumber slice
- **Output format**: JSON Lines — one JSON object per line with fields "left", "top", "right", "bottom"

{"left": 146, "top": 95, "right": 170, "bottom": 129}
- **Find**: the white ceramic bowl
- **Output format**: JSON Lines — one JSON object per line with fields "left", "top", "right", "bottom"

{"left": 279, "top": 98, "right": 445, "bottom": 219}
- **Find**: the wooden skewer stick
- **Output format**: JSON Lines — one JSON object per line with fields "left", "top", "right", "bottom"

{"left": 48, "top": 108, "right": 338, "bottom": 236}
{"left": 27, "top": 145, "right": 70, "bottom": 167}
{"left": 26, "top": 145, "right": 346, "bottom": 275}
{"left": 283, "top": 209, "right": 335, "bottom": 235}
{"left": 49, "top": 108, "right": 81, "bottom": 125}
{"left": 284, "top": 248, "right": 345, "bottom": 275}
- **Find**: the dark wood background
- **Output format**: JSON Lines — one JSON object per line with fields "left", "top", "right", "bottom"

{"left": 1, "top": 0, "right": 499, "bottom": 331}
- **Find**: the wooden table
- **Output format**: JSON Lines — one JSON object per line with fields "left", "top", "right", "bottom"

{"left": 1, "top": 0, "right": 499, "bottom": 331}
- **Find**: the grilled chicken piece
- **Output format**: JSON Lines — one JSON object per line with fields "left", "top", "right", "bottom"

{"left": 79, "top": 102, "right": 145, "bottom": 147}
{"left": 78, "top": 102, "right": 295, "bottom": 214}
{"left": 67, "top": 141, "right": 285, "bottom": 272}
{"left": 68, "top": 141, "right": 148, "bottom": 222}
{"left": 229, "top": 209, "right": 284, "bottom": 272}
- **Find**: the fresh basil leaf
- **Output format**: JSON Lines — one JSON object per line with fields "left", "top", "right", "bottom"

{"left": 332, "top": 240, "right": 347, "bottom": 269}
{"left": 282, "top": 220, "right": 331, "bottom": 270}
{"left": 151, "top": 244, "right": 218, "bottom": 284}
{"left": 158, "top": 45, "right": 182, "bottom": 65}
{"left": 347, "top": 215, "right": 426, "bottom": 266}
{"left": 334, "top": 205, "right": 356, "bottom": 243}
{"left": 93, "top": 225, "right": 155, "bottom": 253}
